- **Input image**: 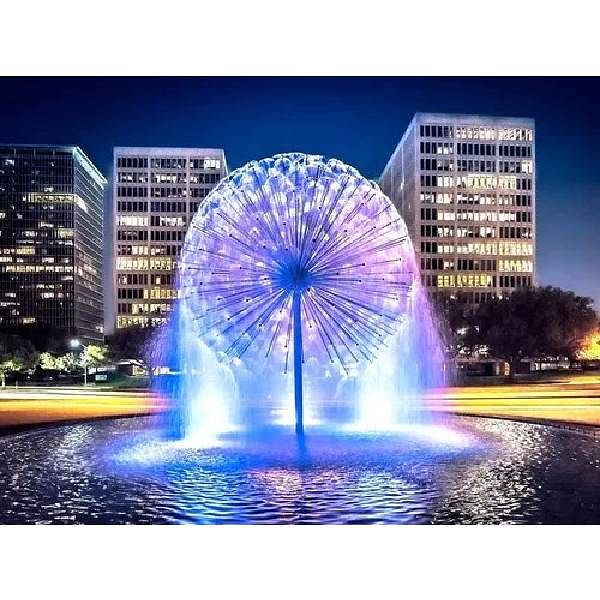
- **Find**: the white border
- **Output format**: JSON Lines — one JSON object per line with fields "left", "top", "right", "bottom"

{"left": 0, "top": 526, "right": 597, "bottom": 598}
{"left": 0, "top": 0, "right": 597, "bottom": 75}
{"left": 0, "top": 1, "right": 598, "bottom": 596}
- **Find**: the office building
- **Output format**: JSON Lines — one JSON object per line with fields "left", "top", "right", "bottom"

{"left": 380, "top": 113, "right": 535, "bottom": 310}
{"left": 0, "top": 145, "right": 106, "bottom": 343}
{"left": 113, "top": 147, "right": 227, "bottom": 329}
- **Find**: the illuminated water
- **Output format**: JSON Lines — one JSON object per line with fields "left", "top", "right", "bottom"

{"left": 161, "top": 153, "right": 445, "bottom": 440}
{"left": 2, "top": 416, "right": 600, "bottom": 524}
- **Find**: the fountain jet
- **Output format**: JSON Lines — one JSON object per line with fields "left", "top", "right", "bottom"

{"left": 159, "top": 153, "right": 445, "bottom": 442}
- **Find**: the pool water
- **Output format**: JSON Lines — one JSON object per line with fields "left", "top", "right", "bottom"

{"left": 1, "top": 416, "right": 600, "bottom": 524}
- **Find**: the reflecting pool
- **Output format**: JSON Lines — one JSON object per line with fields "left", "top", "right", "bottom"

{"left": 1, "top": 416, "right": 600, "bottom": 524}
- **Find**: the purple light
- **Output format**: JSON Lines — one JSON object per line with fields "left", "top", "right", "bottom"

{"left": 161, "top": 153, "right": 445, "bottom": 440}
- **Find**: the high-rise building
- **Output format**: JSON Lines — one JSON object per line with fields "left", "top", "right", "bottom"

{"left": 0, "top": 144, "right": 106, "bottom": 343}
{"left": 380, "top": 113, "right": 535, "bottom": 310}
{"left": 113, "top": 147, "right": 228, "bottom": 329}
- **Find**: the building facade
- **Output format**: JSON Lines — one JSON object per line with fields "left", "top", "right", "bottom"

{"left": 0, "top": 145, "right": 106, "bottom": 343}
{"left": 380, "top": 113, "right": 535, "bottom": 310}
{"left": 113, "top": 147, "right": 227, "bottom": 329}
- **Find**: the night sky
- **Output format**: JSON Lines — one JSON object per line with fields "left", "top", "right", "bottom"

{"left": 1, "top": 77, "right": 598, "bottom": 308}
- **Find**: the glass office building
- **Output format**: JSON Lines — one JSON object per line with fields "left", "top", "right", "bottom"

{"left": 380, "top": 113, "right": 535, "bottom": 311}
{"left": 113, "top": 147, "right": 227, "bottom": 329}
{"left": 0, "top": 145, "right": 107, "bottom": 343}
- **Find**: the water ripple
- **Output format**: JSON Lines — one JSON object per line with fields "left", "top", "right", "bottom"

{"left": 1, "top": 417, "right": 600, "bottom": 524}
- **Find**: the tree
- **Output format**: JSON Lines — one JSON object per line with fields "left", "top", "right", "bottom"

{"left": 39, "top": 345, "right": 106, "bottom": 372}
{"left": 80, "top": 344, "right": 107, "bottom": 368}
{"left": 0, "top": 333, "right": 39, "bottom": 386}
{"left": 106, "top": 325, "right": 162, "bottom": 375}
{"left": 0, "top": 323, "right": 69, "bottom": 353}
{"left": 472, "top": 286, "right": 598, "bottom": 375}
{"left": 439, "top": 298, "right": 480, "bottom": 358}
{"left": 39, "top": 351, "right": 71, "bottom": 371}
{"left": 578, "top": 329, "right": 600, "bottom": 360}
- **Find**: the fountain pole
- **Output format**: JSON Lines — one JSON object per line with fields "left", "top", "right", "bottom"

{"left": 292, "top": 290, "right": 304, "bottom": 436}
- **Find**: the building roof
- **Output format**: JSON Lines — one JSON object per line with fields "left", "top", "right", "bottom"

{"left": 0, "top": 143, "right": 107, "bottom": 186}
{"left": 379, "top": 112, "right": 536, "bottom": 180}
{"left": 412, "top": 112, "right": 535, "bottom": 127}
{"left": 113, "top": 146, "right": 228, "bottom": 173}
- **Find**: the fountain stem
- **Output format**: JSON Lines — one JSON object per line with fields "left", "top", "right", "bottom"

{"left": 292, "top": 290, "right": 304, "bottom": 436}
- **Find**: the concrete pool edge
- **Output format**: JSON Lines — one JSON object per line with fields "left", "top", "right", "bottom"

{"left": 2, "top": 410, "right": 600, "bottom": 443}
{"left": 0, "top": 411, "right": 161, "bottom": 439}
{"left": 454, "top": 411, "right": 600, "bottom": 438}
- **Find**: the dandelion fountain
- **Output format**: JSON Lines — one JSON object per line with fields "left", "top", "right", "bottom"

{"left": 162, "top": 152, "right": 445, "bottom": 442}
{"left": 1, "top": 153, "right": 597, "bottom": 524}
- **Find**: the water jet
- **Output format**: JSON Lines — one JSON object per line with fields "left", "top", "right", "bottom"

{"left": 164, "top": 153, "right": 444, "bottom": 442}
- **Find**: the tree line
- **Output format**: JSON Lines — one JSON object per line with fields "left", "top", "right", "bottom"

{"left": 442, "top": 286, "right": 599, "bottom": 373}
{"left": 1, "top": 285, "right": 598, "bottom": 385}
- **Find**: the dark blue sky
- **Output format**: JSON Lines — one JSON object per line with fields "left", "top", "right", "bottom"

{"left": 1, "top": 77, "right": 598, "bottom": 307}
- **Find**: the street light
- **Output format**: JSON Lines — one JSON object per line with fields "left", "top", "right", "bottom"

{"left": 69, "top": 338, "right": 86, "bottom": 385}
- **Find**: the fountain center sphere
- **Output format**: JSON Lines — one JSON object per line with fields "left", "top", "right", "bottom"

{"left": 279, "top": 259, "right": 312, "bottom": 293}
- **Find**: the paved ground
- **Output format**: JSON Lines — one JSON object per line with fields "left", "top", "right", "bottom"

{"left": 428, "top": 374, "right": 600, "bottom": 426}
{"left": 0, "top": 387, "right": 165, "bottom": 429}
{"left": 0, "top": 373, "right": 599, "bottom": 430}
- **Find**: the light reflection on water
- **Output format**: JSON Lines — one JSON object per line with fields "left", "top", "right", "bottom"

{"left": 1, "top": 416, "right": 600, "bottom": 524}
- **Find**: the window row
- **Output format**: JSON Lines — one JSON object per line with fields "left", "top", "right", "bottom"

{"left": 116, "top": 316, "right": 166, "bottom": 328}
{"left": 420, "top": 241, "right": 534, "bottom": 256}
{"left": 150, "top": 158, "right": 186, "bottom": 169}
{"left": 419, "top": 125, "right": 453, "bottom": 138}
{"left": 117, "top": 187, "right": 148, "bottom": 197}
{"left": 420, "top": 175, "right": 532, "bottom": 190}
{"left": 117, "top": 273, "right": 149, "bottom": 285}
{"left": 150, "top": 201, "right": 187, "bottom": 213}
{"left": 117, "top": 158, "right": 148, "bottom": 169}
{"left": 150, "top": 188, "right": 189, "bottom": 198}
{"left": 117, "top": 273, "right": 173, "bottom": 286}
{"left": 498, "top": 145, "right": 532, "bottom": 157}
{"left": 117, "top": 172, "right": 221, "bottom": 185}
{"left": 420, "top": 158, "right": 454, "bottom": 172}
{"left": 426, "top": 274, "right": 532, "bottom": 289}
{"left": 421, "top": 257, "right": 457, "bottom": 271}
{"left": 118, "top": 172, "right": 148, "bottom": 183}
{"left": 117, "top": 244, "right": 182, "bottom": 257}
{"left": 117, "top": 215, "right": 183, "bottom": 228}
{"left": 117, "top": 230, "right": 149, "bottom": 241}
{"left": 457, "top": 259, "right": 497, "bottom": 271}
{"left": 498, "top": 275, "right": 533, "bottom": 287}
{"left": 456, "top": 143, "right": 497, "bottom": 156}
{"left": 420, "top": 208, "right": 532, "bottom": 222}
{"left": 117, "top": 288, "right": 178, "bottom": 300}
{"left": 497, "top": 194, "right": 532, "bottom": 207}
{"left": 116, "top": 186, "right": 214, "bottom": 199}
{"left": 117, "top": 216, "right": 148, "bottom": 227}
{"left": 436, "top": 274, "right": 494, "bottom": 288}
{"left": 499, "top": 160, "right": 533, "bottom": 174}
{"left": 117, "top": 201, "right": 148, "bottom": 212}
{"left": 117, "top": 303, "right": 172, "bottom": 315}
{"left": 455, "top": 127, "right": 498, "bottom": 140}
{"left": 116, "top": 257, "right": 174, "bottom": 270}
{"left": 150, "top": 216, "right": 185, "bottom": 227}
{"left": 116, "top": 157, "right": 221, "bottom": 170}
{"left": 456, "top": 160, "right": 496, "bottom": 172}
{"left": 421, "top": 225, "right": 496, "bottom": 238}
{"left": 420, "top": 191, "right": 532, "bottom": 206}
{"left": 498, "top": 227, "right": 533, "bottom": 239}
{"left": 498, "top": 259, "right": 533, "bottom": 272}
{"left": 150, "top": 230, "right": 185, "bottom": 241}
{"left": 420, "top": 142, "right": 454, "bottom": 155}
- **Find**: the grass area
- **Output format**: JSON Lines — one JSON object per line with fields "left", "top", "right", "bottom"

{"left": 104, "top": 374, "right": 150, "bottom": 390}
{"left": 457, "top": 369, "right": 600, "bottom": 387}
